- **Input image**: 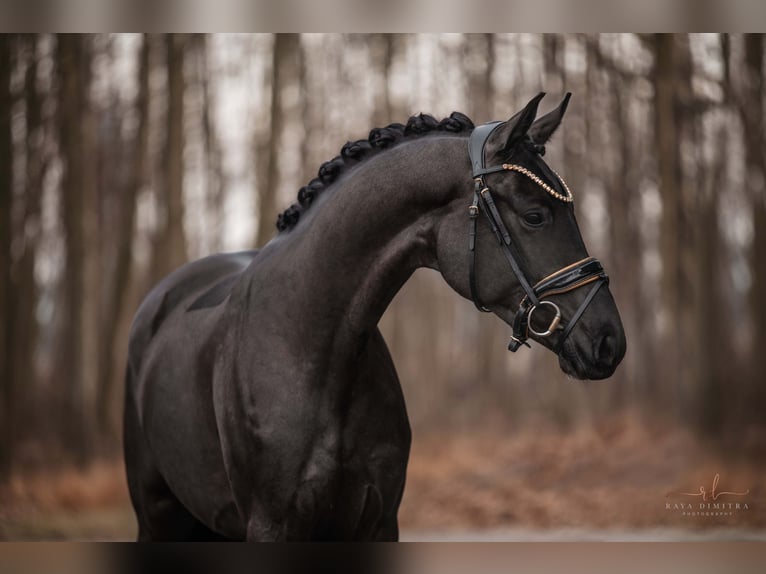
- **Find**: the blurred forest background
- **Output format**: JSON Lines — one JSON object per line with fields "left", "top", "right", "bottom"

{"left": 1, "top": 34, "right": 766, "bottom": 539}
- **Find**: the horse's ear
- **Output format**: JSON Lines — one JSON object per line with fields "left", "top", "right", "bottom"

{"left": 528, "top": 92, "right": 571, "bottom": 144}
{"left": 494, "top": 92, "right": 546, "bottom": 154}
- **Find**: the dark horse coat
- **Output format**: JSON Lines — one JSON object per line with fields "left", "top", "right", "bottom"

{"left": 124, "top": 95, "right": 626, "bottom": 541}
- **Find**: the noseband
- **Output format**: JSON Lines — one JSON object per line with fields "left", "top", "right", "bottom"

{"left": 467, "top": 121, "right": 609, "bottom": 354}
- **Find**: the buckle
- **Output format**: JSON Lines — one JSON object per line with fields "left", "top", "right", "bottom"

{"left": 508, "top": 335, "right": 531, "bottom": 352}
{"left": 468, "top": 205, "right": 479, "bottom": 218}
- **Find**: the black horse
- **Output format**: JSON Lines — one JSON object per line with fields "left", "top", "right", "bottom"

{"left": 124, "top": 93, "right": 626, "bottom": 541}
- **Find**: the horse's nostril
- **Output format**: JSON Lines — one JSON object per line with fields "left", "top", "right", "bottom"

{"left": 595, "top": 332, "right": 616, "bottom": 364}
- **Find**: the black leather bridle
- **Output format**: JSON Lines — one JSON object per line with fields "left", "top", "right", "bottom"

{"left": 467, "top": 121, "right": 609, "bottom": 354}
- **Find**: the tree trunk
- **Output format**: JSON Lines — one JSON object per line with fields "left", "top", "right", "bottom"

{"left": 606, "top": 60, "right": 640, "bottom": 409}
{"left": 151, "top": 34, "right": 188, "bottom": 282}
{"left": 694, "top": 124, "right": 726, "bottom": 434}
{"left": 653, "top": 34, "right": 697, "bottom": 417}
{"left": 297, "top": 35, "right": 314, "bottom": 187}
{"left": 256, "top": 34, "right": 301, "bottom": 247}
{"left": 13, "top": 34, "right": 44, "bottom": 446}
{"left": 465, "top": 34, "right": 495, "bottom": 124}
{"left": 165, "top": 34, "right": 187, "bottom": 270}
{"left": 196, "top": 35, "right": 225, "bottom": 252}
{"left": 542, "top": 34, "right": 564, "bottom": 94}
{"left": 742, "top": 34, "right": 766, "bottom": 422}
{"left": 0, "top": 34, "right": 14, "bottom": 480}
{"left": 653, "top": 35, "right": 684, "bottom": 343}
{"left": 57, "top": 34, "right": 99, "bottom": 465}
{"left": 96, "top": 35, "right": 149, "bottom": 437}
{"left": 371, "top": 34, "right": 394, "bottom": 127}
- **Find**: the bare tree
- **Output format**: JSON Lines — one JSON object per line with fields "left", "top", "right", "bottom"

{"left": 96, "top": 36, "right": 150, "bottom": 436}
{"left": 370, "top": 34, "right": 395, "bottom": 127}
{"left": 255, "top": 34, "right": 301, "bottom": 247}
{"left": 13, "top": 35, "right": 45, "bottom": 443}
{"left": 166, "top": 34, "right": 188, "bottom": 269}
{"left": 57, "top": 34, "right": 100, "bottom": 464}
{"left": 0, "top": 34, "right": 14, "bottom": 480}
{"left": 653, "top": 35, "right": 685, "bottom": 344}
{"left": 741, "top": 34, "right": 766, "bottom": 420}
{"left": 465, "top": 34, "right": 495, "bottom": 124}
{"left": 195, "top": 35, "right": 226, "bottom": 252}
{"left": 151, "top": 34, "right": 188, "bottom": 282}
{"left": 693, "top": 122, "right": 727, "bottom": 433}
{"left": 651, "top": 34, "right": 702, "bottom": 421}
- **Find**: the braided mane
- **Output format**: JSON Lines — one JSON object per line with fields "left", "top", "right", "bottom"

{"left": 276, "top": 112, "right": 475, "bottom": 232}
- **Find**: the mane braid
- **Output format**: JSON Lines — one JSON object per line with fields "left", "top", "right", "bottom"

{"left": 275, "top": 112, "right": 475, "bottom": 232}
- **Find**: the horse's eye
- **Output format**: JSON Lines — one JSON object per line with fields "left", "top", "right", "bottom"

{"left": 523, "top": 211, "right": 544, "bottom": 227}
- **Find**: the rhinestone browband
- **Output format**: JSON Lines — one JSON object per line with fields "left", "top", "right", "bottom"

{"left": 501, "top": 163, "right": 574, "bottom": 203}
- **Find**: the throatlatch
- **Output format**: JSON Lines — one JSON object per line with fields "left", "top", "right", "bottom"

{"left": 467, "top": 121, "right": 609, "bottom": 354}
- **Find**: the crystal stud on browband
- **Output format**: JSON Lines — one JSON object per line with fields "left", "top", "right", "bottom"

{"left": 502, "top": 164, "right": 574, "bottom": 203}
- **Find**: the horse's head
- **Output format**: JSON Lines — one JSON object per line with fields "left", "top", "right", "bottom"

{"left": 435, "top": 93, "right": 626, "bottom": 380}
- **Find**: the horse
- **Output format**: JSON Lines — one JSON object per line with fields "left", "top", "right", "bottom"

{"left": 123, "top": 93, "right": 626, "bottom": 541}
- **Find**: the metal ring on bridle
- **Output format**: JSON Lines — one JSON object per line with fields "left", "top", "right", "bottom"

{"left": 527, "top": 301, "right": 562, "bottom": 337}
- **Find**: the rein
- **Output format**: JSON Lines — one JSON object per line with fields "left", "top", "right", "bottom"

{"left": 467, "top": 122, "right": 608, "bottom": 354}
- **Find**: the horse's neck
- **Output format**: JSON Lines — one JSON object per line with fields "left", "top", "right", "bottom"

{"left": 245, "top": 136, "right": 465, "bottom": 359}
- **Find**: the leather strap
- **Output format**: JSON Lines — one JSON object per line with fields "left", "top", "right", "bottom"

{"left": 468, "top": 192, "right": 488, "bottom": 312}
{"left": 532, "top": 257, "right": 604, "bottom": 298}
{"left": 509, "top": 306, "right": 531, "bottom": 351}
{"left": 479, "top": 188, "right": 539, "bottom": 307}
{"left": 479, "top": 186, "right": 511, "bottom": 245}
{"left": 554, "top": 277, "right": 607, "bottom": 354}
{"left": 473, "top": 165, "right": 507, "bottom": 177}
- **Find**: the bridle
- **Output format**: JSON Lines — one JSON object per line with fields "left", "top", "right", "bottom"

{"left": 467, "top": 121, "right": 609, "bottom": 354}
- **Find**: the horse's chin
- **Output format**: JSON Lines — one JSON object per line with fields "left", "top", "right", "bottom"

{"left": 558, "top": 354, "right": 588, "bottom": 380}
{"left": 557, "top": 342, "right": 616, "bottom": 381}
